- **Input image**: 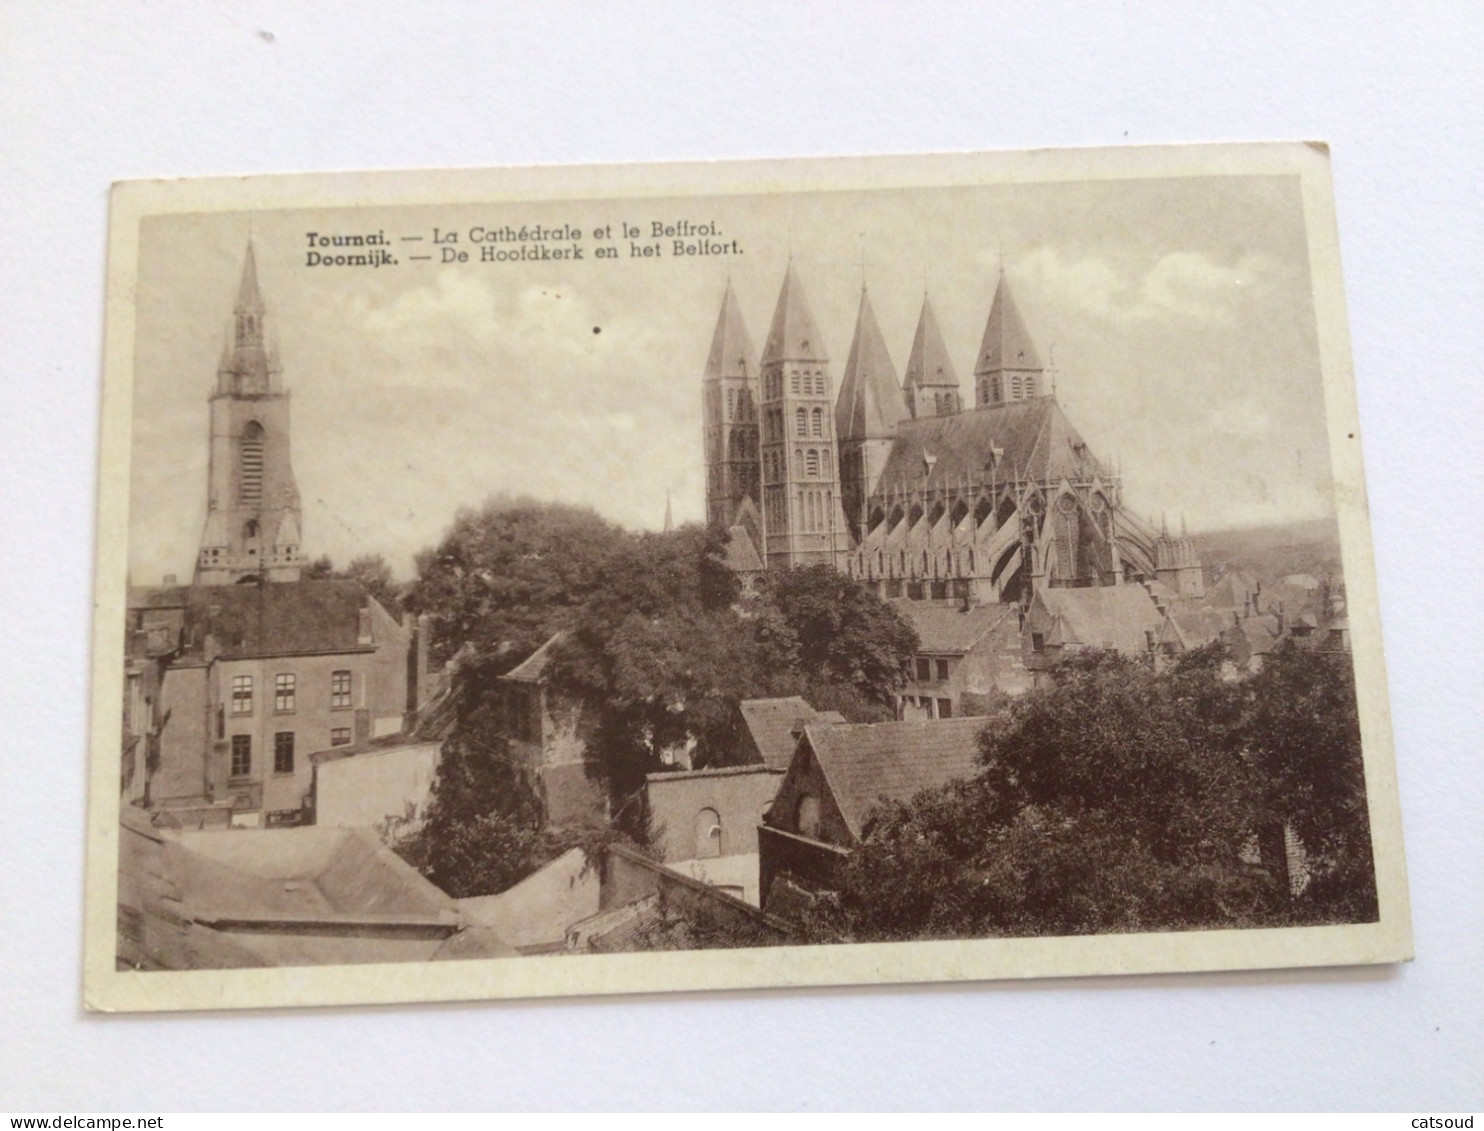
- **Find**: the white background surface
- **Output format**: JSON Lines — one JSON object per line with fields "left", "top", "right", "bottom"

{"left": 2, "top": 2, "right": 1480, "bottom": 1112}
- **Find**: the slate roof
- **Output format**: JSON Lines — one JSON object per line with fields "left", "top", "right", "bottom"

{"left": 903, "top": 294, "right": 959, "bottom": 392}
{"left": 1037, "top": 584, "right": 1163, "bottom": 656}
{"left": 835, "top": 288, "right": 907, "bottom": 440}
{"left": 127, "top": 580, "right": 379, "bottom": 661}
{"left": 739, "top": 696, "right": 840, "bottom": 770}
{"left": 803, "top": 716, "right": 986, "bottom": 839}
{"left": 874, "top": 397, "right": 1105, "bottom": 499}
{"left": 975, "top": 272, "right": 1043, "bottom": 375}
{"left": 761, "top": 262, "right": 828, "bottom": 366}
{"left": 703, "top": 280, "right": 759, "bottom": 381}
{"left": 890, "top": 600, "right": 1017, "bottom": 655}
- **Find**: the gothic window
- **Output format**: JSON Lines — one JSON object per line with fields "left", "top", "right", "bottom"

{"left": 239, "top": 422, "right": 265, "bottom": 505}
{"left": 968, "top": 548, "right": 976, "bottom": 573}
{"left": 811, "top": 407, "right": 823, "bottom": 437}
{"left": 992, "top": 376, "right": 1002, "bottom": 402}
{"left": 980, "top": 380, "right": 989, "bottom": 404}
{"left": 814, "top": 371, "right": 825, "bottom": 395}
{"left": 243, "top": 519, "right": 259, "bottom": 540}
{"left": 1025, "top": 376, "right": 1037, "bottom": 398}
{"left": 1011, "top": 375, "right": 1023, "bottom": 400}
{"left": 796, "top": 408, "right": 807, "bottom": 437}
{"left": 725, "top": 389, "right": 735, "bottom": 420}
{"left": 790, "top": 371, "right": 800, "bottom": 394}
{"left": 922, "top": 550, "right": 929, "bottom": 573}
{"left": 806, "top": 449, "right": 820, "bottom": 477}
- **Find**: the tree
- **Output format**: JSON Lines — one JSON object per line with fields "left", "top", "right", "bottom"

{"left": 829, "top": 641, "right": 1375, "bottom": 941}
{"left": 299, "top": 552, "right": 405, "bottom": 615}
{"left": 403, "top": 496, "right": 629, "bottom": 670}
{"left": 757, "top": 565, "right": 919, "bottom": 717}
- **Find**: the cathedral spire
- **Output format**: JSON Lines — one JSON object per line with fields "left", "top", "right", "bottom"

{"left": 836, "top": 287, "right": 906, "bottom": 440}
{"left": 705, "top": 279, "right": 759, "bottom": 380}
{"left": 974, "top": 271, "right": 1045, "bottom": 406}
{"left": 762, "top": 261, "right": 828, "bottom": 366}
{"left": 236, "top": 240, "right": 265, "bottom": 316}
{"left": 903, "top": 293, "right": 961, "bottom": 418}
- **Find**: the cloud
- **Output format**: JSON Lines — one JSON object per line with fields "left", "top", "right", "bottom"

{"left": 1015, "top": 247, "right": 1275, "bottom": 327}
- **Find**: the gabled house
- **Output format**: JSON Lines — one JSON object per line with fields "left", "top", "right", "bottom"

{"left": 891, "top": 599, "right": 1029, "bottom": 718}
{"left": 1022, "top": 582, "right": 1164, "bottom": 684}
{"left": 758, "top": 716, "right": 986, "bottom": 913}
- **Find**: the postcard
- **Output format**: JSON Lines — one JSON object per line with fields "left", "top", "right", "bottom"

{"left": 85, "top": 143, "right": 1411, "bottom": 1012}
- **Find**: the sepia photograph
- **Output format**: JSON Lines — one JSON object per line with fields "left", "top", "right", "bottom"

{"left": 86, "top": 143, "right": 1411, "bottom": 1012}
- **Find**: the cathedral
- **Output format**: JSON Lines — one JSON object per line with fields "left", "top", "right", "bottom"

{"left": 701, "top": 264, "right": 1204, "bottom": 607}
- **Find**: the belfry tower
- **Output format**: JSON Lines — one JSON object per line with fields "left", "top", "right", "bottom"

{"left": 758, "top": 264, "right": 848, "bottom": 569}
{"left": 195, "top": 243, "right": 306, "bottom": 585}
{"left": 701, "top": 281, "right": 762, "bottom": 538}
{"left": 974, "top": 271, "right": 1046, "bottom": 407}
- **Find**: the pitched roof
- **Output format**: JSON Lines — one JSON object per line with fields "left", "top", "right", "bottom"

{"left": 890, "top": 599, "right": 1017, "bottom": 654}
{"left": 761, "top": 262, "right": 828, "bottom": 366}
{"left": 974, "top": 272, "right": 1042, "bottom": 375}
{"left": 458, "top": 847, "right": 600, "bottom": 950}
{"left": 1037, "top": 584, "right": 1163, "bottom": 656}
{"left": 501, "top": 631, "right": 567, "bottom": 683}
{"left": 1159, "top": 606, "right": 1230, "bottom": 651}
{"left": 118, "top": 820, "right": 517, "bottom": 969}
{"left": 703, "top": 280, "right": 759, "bottom": 381}
{"left": 804, "top": 716, "right": 985, "bottom": 839}
{"left": 739, "top": 696, "right": 837, "bottom": 770}
{"left": 127, "top": 580, "right": 382, "bottom": 661}
{"left": 723, "top": 524, "right": 764, "bottom": 573}
{"left": 836, "top": 288, "right": 907, "bottom": 440}
{"left": 904, "top": 294, "right": 959, "bottom": 391}
{"left": 874, "top": 397, "right": 1105, "bottom": 499}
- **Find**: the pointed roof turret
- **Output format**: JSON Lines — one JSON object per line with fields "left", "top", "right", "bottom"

{"left": 236, "top": 240, "right": 265, "bottom": 314}
{"left": 974, "top": 271, "right": 1042, "bottom": 376}
{"left": 761, "top": 262, "right": 828, "bottom": 366}
{"left": 704, "top": 280, "right": 759, "bottom": 380}
{"left": 904, "top": 294, "right": 959, "bottom": 393}
{"left": 663, "top": 489, "right": 674, "bottom": 533}
{"left": 836, "top": 288, "right": 907, "bottom": 439}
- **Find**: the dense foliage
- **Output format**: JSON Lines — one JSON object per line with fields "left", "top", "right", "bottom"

{"left": 819, "top": 642, "right": 1377, "bottom": 940}
{"left": 398, "top": 501, "right": 919, "bottom": 891}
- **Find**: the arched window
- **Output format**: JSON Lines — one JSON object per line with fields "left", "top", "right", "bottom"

{"left": 814, "top": 371, "right": 826, "bottom": 395}
{"left": 980, "top": 380, "right": 989, "bottom": 404}
{"left": 696, "top": 807, "right": 722, "bottom": 858}
{"left": 922, "top": 550, "right": 929, "bottom": 573}
{"left": 796, "top": 408, "right": 807, "bottom": 437}
{"left": 992, "top": 376, "right": 1002, "bottom": 402}
{"left": 243, "top": 519, "right": 259, "bottom": 540}
{"left": 968, "top": 548, "right": 976, "bottom": 573}
{"left": 1011, "top": 375, "right": 1023, "bottom": 400}
{"left": 806, "top": 449, "right": 820, "bottom": 477}
{"left": 1025, "top": 376, "right": 1037, "bottom": 398}
{"left": 790, "top": 371, "right": 800, "bottom": 394}
{"left": 811, "top": 407, "right": 823, "bottom": 437}
{"left": 795, "top": 793, "right": 821, "bottom": 839}
{"left": 239, "top": 422, "right": 265, "bottom": 505}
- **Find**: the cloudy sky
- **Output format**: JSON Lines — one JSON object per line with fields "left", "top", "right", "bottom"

{"left": 129, "top": 172, "right": 1332, "bottom": 584}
